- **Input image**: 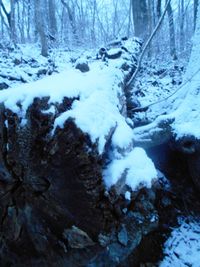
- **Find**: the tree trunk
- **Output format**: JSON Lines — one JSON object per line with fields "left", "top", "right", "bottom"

{"left": 48, "top": 0, "right": 57, "bottom": 38}
{"left": 61, "top": 0, "right": 77, "bottom": 43}
{"left": 131, "top": 0, "right": 149, "bottom": 41}
{"left": 194, "top": 0, "right": 199, "bottom": 30}
{"left": 10, "top": 0, "right": 16, "bottom": 43}
{"left": 27, "top": 0, "right": 31, "bottom": 41}
{"left": 179, "top": 0, "right": 185, "bottom": 52}
{"left": 166, "top": 0, "right": 177, "bottom": 59}
{"left": 157, "top": 0, "right": 161, "bottom": 19}
{"left": 17, "top": 0, "right": 25, "bottom": 43}
{"left": 0, "top": 0, "right": 16, "bottom": 43}
{"left": 34, "top": 0, "right": 48, "bottom": 57}
{"left": 147, "top": 0, "right": 153, "bottom": 57}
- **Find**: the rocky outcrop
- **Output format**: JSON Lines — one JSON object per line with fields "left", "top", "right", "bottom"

{"left": 171, "top": 135, "right": 200, "bottom": 191}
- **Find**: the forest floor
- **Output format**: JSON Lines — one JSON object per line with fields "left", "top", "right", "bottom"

{"left": 0, "top": 43, "right": 200, "bottom": 266}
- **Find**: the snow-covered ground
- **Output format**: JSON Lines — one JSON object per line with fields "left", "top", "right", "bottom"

{"left": 133, "top": 60, "right": 184, "bottom": 123}
{"left": 0, "top": 43, "right": 85, "bottom": 88}
{"left": 160, "top": 219, "right": 200, "bottom": 267}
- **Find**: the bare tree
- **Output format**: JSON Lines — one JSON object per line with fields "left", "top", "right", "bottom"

{"left": 34, "top": 0, "right": 48, "bottom": 57}
{"left": 27, "top": 0, "right": 32, "bottom": 41}
{"left": 131, "top": 0, "right": 149, "bottom": 40}
{"left": 0, "top": 0, "right": 16, "bottom": 43}
{"left": 126, "top": 0, "right": 171, "bottom": 88}
{"left": 179, "top": 0, "right": 185, "bottom": 52}
{"left": 0, "top": 0, "right": 195, "bottom": 61}
{"left": 88, "top": 0, "right": 97, "bottom": 45}
{"left": 48, "top": 0, "right": 57, "bottom": 38}
{"left": 0, "top": 0, "right": 9, "bottom": 38}
{"left": 147, "top": 0, "right": 153, "bottom": 57}
{"left": 61, "top": 0, "right": 77, "bottom": 41}
{"left": 194, "top": 0, "right": 199, "bottom": 30}
{"left": 157, "top": 0, "right": 161, "bottom": 19}
{"left": 166, "top": 0, "right": 177, "bottom": 59}
{"left": 10, "top": 0, "right": 16, "bottom": 43}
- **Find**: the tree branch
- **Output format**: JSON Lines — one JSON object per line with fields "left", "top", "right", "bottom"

{"left": 0, "top": 0, "right": 11, "bottom": 26}
{"left": 126, "top": 0, "right": 171, "bottom": 89}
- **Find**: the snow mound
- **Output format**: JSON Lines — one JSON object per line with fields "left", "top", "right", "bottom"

{"left": 104, "top": 147, "right": 157, "bottom": 190}
{"left": 0, "top": 58, "right": 125, "bottom": 149}
{"left": 160, "top": 220, "right": 200, "bottom": 267}
{"left": 164, "top": 15, "right": 200, "bottom": 140}
{"left": 172, "top": 83, "right": 200, "bottom": 139}
{"left": 0, "top": 39, "right": 141, "bottom": 154}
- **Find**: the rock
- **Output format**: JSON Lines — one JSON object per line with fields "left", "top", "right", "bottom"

{"left": 106, "top": 50, "right": 122, "bottom": 59}
{"left": 118, "top": 225, "right": 128, "bottom": 246}
{"left": 161, "top": 196, "right": 172, "bottom": 207}
{"left": 13, "top": 58, "right": 21, "bottom": 65}
{"left": 98, "top": 233, "right": 111, "bottom": 247}
{"left": 121, "top": 62, "right": 131, "bottom": 71}
{"left": 75, "top": 62, "right": 90, "bottom": 72}
{"left": 63, "top": 225, "right": 95, "bottom": 249}
{"left": 172, "top": 136, "right": 200, "bottom": 192}
{"left": 37, "top": 68, "right": 48, "bottom": 76}
{"left": 29, "top": 58, "right": 40, "bottom": 68}
{"left": 0, "top": 82, "right": 9, "bottom": 90}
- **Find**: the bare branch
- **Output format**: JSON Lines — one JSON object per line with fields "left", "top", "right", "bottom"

{"left": 126, "top": 0, "right": 171, "bottom": 88}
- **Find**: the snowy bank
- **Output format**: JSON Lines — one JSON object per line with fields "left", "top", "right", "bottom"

{"left": 160, "top": 220, "right": 200, "bottom": 267}
{"left": 104, "top": 147, "right": 157, "bottom": 190}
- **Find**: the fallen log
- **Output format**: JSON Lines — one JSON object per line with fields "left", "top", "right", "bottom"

{"left": 0, "top": 39, "right": 161, "bottom": 266}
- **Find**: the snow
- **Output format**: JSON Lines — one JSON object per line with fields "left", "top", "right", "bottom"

{"left": 103, "top": 147, "right": 157, "bottom": 190}
{"left": 133, "top": 21, "right": 200, "bottom": 142}
{"left": 0, "top": 39, "right": 157, "bottom": 191}
{"left": 160, "top": 220, "right": 200, "bottom": 267}
{"left": 170, "top": 20, "right": 200, "bottom": 139}
{"left": 0, "top": 44, "right": 80, "bottom": 89}
{"left": 52, "top": 62, "right": 129, "bottom": 153}
{"left": 140, "top": 6, "right": 200, "bottom": 141}
{"left": 125, "top": 191, "right": 131, "bottom": 200}
{"left": 112, "top": 116, "right": 134, "bottom": 149}
{"left": 54, "top": 89, "right": 121, "bottom": 153}
{"left": 0, "top": 40, "right": 141, "bottom": 155}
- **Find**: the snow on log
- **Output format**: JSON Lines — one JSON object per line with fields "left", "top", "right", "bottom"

{"left": 0, "top": 38, "right": 159, "bottom": 266}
